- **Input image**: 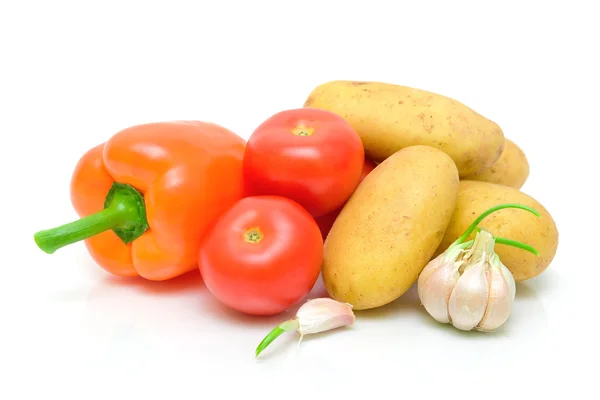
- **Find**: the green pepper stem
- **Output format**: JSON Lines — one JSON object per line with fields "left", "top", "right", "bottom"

{"left": 495, "top": 237, "right": 539, "bottom": 256}
{"left": 255, "top": 319, "right": 300, "bottom": 358}
{"left": 35, "top": 206, "right": 128, "bottom": 254}
{"left": 34, "top": 183, "right": 148, "bottom": 254}
{"left": 455, "top": 203, "right": 540, "bottom": 245}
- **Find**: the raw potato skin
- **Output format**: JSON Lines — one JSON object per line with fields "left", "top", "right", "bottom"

{"left": 436, "top": 180, "right": 559, "bottom": 281}
{"left": 322, "top": 145, "right": 460, "bottom": 310}
{"left": 462, "top": 139, "right": 530, "bottom": 189}
{"left": 304, "top": 80, "right": 505, "bottom": 177}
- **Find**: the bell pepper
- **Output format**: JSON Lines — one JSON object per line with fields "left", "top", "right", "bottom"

{"left": 34, "top": 121, "right": 246, "bottom": 281}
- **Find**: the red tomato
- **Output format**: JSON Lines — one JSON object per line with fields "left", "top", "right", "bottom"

{"left": 316, "top": 159, "right": 377, "bottom": 240}
{"left": 243, "top": 108, "right": 365, "bottom": 218}
{"left": 197, "top": 195, "right": 323, "bottom": 316}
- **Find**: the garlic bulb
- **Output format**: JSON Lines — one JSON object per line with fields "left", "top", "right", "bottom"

{"left": 255, "top": 298, "right": 355, "bottom": 357}
{"left": 419, "top": 228, "right": 516, "bottom": 331}
{"left": 418, "top": 203, "right": 540, "bottom": 332}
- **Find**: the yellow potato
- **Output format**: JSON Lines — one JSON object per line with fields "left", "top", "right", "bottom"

{"left": 304, "top": 80, "right": 505, "bottom": 177}
{"left": 462, "top": 139, "right": 530, "bottom": 189}
{"left": 322, "top": 145, "right": 459, "bottom": 310}
{"left": 435, "top": 180, "right": 559, "bottom": 281}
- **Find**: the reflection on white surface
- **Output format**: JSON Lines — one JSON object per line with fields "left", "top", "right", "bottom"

{"left": 78, "top": 269, "right": 333, "bottom": 362}
{"left": 511, "top": 280, "right": 549, "bottom": 332}
{"left": 8, "top": 238, "right": 582, "bottom": 398}
{"left": 33, "top": 240, "right": 558, "bottom": 367}
{"left": 77, "top": 264, "right": 554, "bottom": 360}
{"left": 82, "top": 270, "right": 208, "bottom": 338}
{"left": 355, "top": 273, "right": 549, "bottom": 333}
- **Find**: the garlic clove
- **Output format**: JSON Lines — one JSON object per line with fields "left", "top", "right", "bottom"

{"left": 418, "top": 243, "right": 467, "bottom": 304}
{"left": 448, "top": 261, "right": 490, "bottom": 331}
{"left": 255, "top": 297, "right": 355, "bottom": 358}
{"left": 477, "top": 257, "right": 516, "bottom": 332}
{"left": 417, "top": 253, "right": 445, "bottom": 300}
{"left": 499, "top": 259, "right": 517, "bottom": 302}
{"left": 419, "top": 261, "right": 461, "bottom": 324}
{"left": 296, "top": 298, "right": 355, "bottom": 336}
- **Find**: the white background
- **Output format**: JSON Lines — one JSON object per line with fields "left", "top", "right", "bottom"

{"left": 1, "top": 1, "right": 598, "bottom": 399}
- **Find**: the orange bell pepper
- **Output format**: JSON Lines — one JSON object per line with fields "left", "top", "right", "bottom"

{"left": 34, "top": 121, "right": 246, "bottom": 281}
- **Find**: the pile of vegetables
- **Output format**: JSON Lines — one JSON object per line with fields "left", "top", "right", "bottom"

{"left": 33, "top": 80, "right": 559, "bottom": 358}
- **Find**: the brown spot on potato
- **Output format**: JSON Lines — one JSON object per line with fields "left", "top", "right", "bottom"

{"left": 351, "top": 81, "right": 368, "bottom": 86}
{"left": 495, "top": 139, "right": 505, "bottom": 159}
{"left": 417, "top": 113, "right": 434, "bottom": 133}
{"left": 398, "top": 100, "right": 404, "bottom": 105}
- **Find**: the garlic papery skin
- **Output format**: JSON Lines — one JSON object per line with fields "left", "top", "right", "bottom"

{"left": 476, "top": 255, "right": 516, "bottom": 332}
{"left": 296, "top": 298, "right": 355, "bottom": 336}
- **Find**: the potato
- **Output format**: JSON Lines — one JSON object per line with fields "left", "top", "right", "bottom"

{"left": 304, "top": 80, "right": 505, "bottom": 177}
{"left": 322, "top": 145, "right": 459, "bottom": 310}
{"left": 435, "top": 180, "right": 559, "bottom": 281}
{"left": 462, "top": 139, "right": 530, "bottom": 189}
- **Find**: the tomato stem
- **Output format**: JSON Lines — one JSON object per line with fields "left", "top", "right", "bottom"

{"left": 255, "top": 319, "right": 300, "bottom": 358}
{"left": 244, "top": 227, "right": 264, "bottom": 244}
{"left": 291, "top": 126, "right": 314, "bottom": 136}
